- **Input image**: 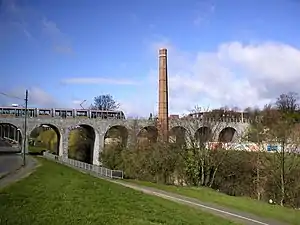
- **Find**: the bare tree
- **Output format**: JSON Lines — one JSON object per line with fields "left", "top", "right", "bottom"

{"left": 271, "top": 93, "right": 300, "bottom": 206}
{"left": 275, "top": 92, "right": 299, "bottom": 115}
{"left": 169, "top": 106, "right": 242, "bottom": 187}
{"left": 246, "top": 95, "right": 300, "bottom": 206}
{"left": 90, "top": 94, "right": 120, "bottom": 110}
{"left": 244, "top": 107, "right": 270, "bottom": 200}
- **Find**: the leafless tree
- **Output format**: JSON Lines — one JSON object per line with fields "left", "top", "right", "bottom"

{"left": 169, "top": 106, "right": 242, "bottom": 187}
{"left": 245, "top": 96, "right": 300, "bottom": 206}
{"left": 275, "top": 92, "right": 299, "bottom": 114}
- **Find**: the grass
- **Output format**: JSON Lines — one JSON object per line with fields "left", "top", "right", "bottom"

{"left": 28, "top": 145, "right": 46, "bottom": 153}
{"left": 127, "top": 180, "right": 300, "bottom": 225}
{"left": 0, "top": 159, "right": 238, "bottom": 225}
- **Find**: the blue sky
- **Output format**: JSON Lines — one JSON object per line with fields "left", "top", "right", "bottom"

{"left": 1, "top": 0, "right": 300, "bottom": 117}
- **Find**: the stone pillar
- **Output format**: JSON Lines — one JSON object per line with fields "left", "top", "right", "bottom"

{"left": 92, "top": 130, "right": 101, "bottom": 166}
{"left": 158, "top": 48, "right": 169, "bottom": 141}
{"left": 61, "top": 128, "right": 69, "bottom": 158}
{"left": 4, "top": 125, "right": 7, "bottom": 138}
{"left": 16, "top": 130, "right": 19, "bottom": 144}
{"left": 14, "top": 127, "right": 16, "bottom": 141}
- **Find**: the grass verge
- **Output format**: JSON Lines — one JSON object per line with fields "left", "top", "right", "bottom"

{"left": 0, "top": 159, "right": 238, "bottom": 225}
{"left": 28, "top": 145, "right": 46, "bottom": 154}
{"left": 127, "top": 180, "right": 300, "bottom": 225}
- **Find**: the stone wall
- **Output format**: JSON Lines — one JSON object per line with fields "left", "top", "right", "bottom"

{"left": 0, "top": 117, "right": 250, "bottom": 165}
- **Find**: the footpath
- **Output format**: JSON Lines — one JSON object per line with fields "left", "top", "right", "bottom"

{"left": 0, "top": 155, "right": 38, "bottom": 189}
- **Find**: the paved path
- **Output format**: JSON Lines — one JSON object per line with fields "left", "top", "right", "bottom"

{"left": 0, "top": 138, "right": 21, "bottom": 154}
{"left": 0, "top": 154, "right": 23, "bottom": 178}
{"left": 0, "top": 156, "right": 38, "bottom": 189}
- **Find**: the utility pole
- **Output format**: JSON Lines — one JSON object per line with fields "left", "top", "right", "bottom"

{"left": 23, "top": 90, "right": 28, "bottom": 166}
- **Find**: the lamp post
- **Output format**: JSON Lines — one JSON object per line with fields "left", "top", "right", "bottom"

{"left": 22, "top": 90, "right": 28, "bottom": 166}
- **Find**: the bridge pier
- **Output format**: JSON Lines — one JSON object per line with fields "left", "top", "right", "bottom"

{"left": 0, "top": 117, "right": 249, "bottom": 165}
{"left": 92, "top": 131, "right": 101, "bottom": 166}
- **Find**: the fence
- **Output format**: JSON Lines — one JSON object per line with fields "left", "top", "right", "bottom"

{"left": 43, "top": 151, "right": 123, "bottom": 179}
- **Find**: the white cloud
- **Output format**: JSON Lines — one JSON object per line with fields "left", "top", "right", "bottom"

{"left": 120, "top": 99, "right": 157, "bottom": 119}
{"left": 42, "top": 17, "right": 73, "bottom": 54}
{"left": 124, "top": 40, "right": 300, "bottom": 116}
{"left": 61, "top": 77, "right": 140, "bottom": 85}
{"left": 0, "top": 87, "right": 60, "bottom": 108}
{"left": 167, "top": 41, "right": 300, "bottom": 113}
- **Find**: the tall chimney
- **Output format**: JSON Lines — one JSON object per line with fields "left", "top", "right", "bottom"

{"left": 158, "top": 48, "right": 169, "bottom": 141}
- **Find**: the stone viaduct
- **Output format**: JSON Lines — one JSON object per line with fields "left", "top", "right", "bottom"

{"left": 0, "top": 117, "right": 250, "bottom": 165}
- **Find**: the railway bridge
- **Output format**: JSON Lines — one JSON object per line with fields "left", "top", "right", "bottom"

{"left": 0, "top": 117, "right": 249, "bottom": 165}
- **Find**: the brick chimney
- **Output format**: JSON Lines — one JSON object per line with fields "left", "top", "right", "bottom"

{"left": 158, "top": 48, "right": 169, "bottom": 141}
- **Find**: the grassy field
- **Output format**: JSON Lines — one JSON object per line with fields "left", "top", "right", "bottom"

{"left": 127, "top": 180, "right": 300, "bottom": 225}
{"left": 28, "top": 145, "right": 46, "bottom": 153}
{"left": 0, "top": 159, "right": 238, "bottom": 225}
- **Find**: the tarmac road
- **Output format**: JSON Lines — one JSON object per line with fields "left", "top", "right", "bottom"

{"left": 0, "top": 139, "right": 23, "bottom": 177}
{"left": 0, "top": 138, "right": 21, "bottom": 154}
{"left": 0, "top": 154, "right": 23, "bottom": 177}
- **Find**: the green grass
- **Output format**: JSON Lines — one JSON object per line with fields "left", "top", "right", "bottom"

{"left": 28, "top": 145, "right": 46, "bottom": 153}
{"left": 0, "top": 159, "right": 238, "bottom": 225}
{"left": 126, "top": 180, "right": 300, "bottom": 225}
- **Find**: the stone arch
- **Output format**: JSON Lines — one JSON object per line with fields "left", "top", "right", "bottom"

{"left": 169, "top": 126, "right": 187, "bottom": 147}
{"left": 137, "top": 126, "right": 158, "bottom": 145}
{"left": 68, "top": 124, "right": 97, "bottom": 164}
{"left": 29, "top": 124, "right": 61, "bottom": 155}
{"left": 104, "top": 125, "right": 129, "bottom": 148}
{"left": 195, "top": 126, "right": 212, "bottom": 147}
{"left": 219, "top": 127, "right": 236, "bottom": 143}
{"left": 0, "top": 123, "right": 22, "bottom": 147}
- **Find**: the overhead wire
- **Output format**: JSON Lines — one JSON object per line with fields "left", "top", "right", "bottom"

{"left": 0, "top": 92, "right": 24, "bottom": 100}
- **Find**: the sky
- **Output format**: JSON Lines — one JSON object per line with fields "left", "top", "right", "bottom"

{"left": 1, "top": 0, "right": 300, "bottom": 118}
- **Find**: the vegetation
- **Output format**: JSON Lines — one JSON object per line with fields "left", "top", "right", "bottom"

{"left": 0, "top": 158, "right": 238, "bottom": 225}
{"left": 68, "top": 128, "right": 94, "bottom": 163}
{"left": 101, "top": 92, "right": 300, "bottom": 210}
{"left": 127, "top": 180, "right": 300, "bottom": 225}
{"left": 90, "top": 94, "right": 120, "bottom": 110}
{"left": 28, "top": 129, "right": 57, "bottom": 154}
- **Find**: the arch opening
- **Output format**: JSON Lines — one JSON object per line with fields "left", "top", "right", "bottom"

{"left": 195, "top": 126, "right": 212, "bottom": 147}
{"left": 0, "top": 123, "right": 22, "bottom": 150}
{"left": 137, "top": 126, "right": 158, "bottom": 145}
{"left": 219, "top": 127, "right": 236, "bottom": 143}
{"left": 169, "top": 126, "right": 186, "bottom": 147}
{"left": 29, "top": 124, "right": 60, "bottom": 155}
{"left": 68, "top": 124, "right": 95, "bottom": 164}
{"left": 104, "top": 125, "right": 128, "bottom": 149}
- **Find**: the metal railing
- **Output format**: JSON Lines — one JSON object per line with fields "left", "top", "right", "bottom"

{"left": 43, "top": 151, "right": 123, "bottom": 179}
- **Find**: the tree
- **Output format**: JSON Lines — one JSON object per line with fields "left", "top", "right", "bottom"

{"left": 275, "top": 92, "right": 299, "bottom": 115}
{"left": 170, "top": 106, "right": 241, "bottom": 187}
{"left": 245, "top": 93, "right": 300, "bottom": 206}
{"left": 272, "top": 92, "right": 300, "bottom": 206}
{"left": 244, "top": 107, "right": 270, "bottom": 200}
{"left": 91, "top": 94, "right": 120, "bottom": 110}
{"left": 68, "top": 128, "right": 94, "bottom": 164}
